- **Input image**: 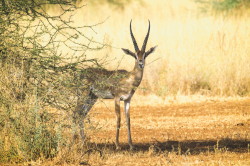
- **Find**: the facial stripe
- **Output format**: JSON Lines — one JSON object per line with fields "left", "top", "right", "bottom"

{"left": 135, "top": 54, "right": 139, "bottom": 60}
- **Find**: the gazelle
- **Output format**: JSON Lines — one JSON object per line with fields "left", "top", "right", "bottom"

{"left": 74, "top": 20, "right": 157, "bottom": 150}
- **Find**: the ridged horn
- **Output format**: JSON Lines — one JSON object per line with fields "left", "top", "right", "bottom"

{"left": 141, "top": 20, "right": 150, "bottom": 52}
{"left": 130, "top": 20, "right": 139, "bottom": 53}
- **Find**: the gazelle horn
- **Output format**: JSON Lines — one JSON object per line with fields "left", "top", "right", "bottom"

{"left": 130, "top": 20, "right": 139, "bottom": 53}
{"left": 141, "top": 20, "right": 150, "bottom": 52}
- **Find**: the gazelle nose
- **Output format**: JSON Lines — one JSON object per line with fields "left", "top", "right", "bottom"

{"left": 139, "top": 63, "right": 144, "bottom": 68}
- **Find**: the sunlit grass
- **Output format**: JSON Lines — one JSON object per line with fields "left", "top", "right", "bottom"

{"left": 71, "top": 0, "right": 250, "bottom": 97}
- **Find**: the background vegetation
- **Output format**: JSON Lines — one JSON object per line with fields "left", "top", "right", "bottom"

{"left": 0, "top": 0, "right": 105, "bottom": 162}
{"left": 0, "top": 0, "right": 250, "bottom": 164}
{"left": 197, "top": 0, "right": 250, "bottom": 15}
{"left": 87, "top": 0, "right": 250, "bottom": 98}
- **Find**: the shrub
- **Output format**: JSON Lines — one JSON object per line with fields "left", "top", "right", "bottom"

{"left": 0, "top": 0, "right": 104, "bottom": 162}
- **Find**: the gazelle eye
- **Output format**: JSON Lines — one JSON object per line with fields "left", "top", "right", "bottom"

{"left": 139, "top": 60, "right": 144, "bottom": 64}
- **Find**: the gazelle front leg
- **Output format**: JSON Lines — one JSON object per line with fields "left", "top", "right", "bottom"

{"left": 115, "top": 97, "right": 121, "bottom": 150}
{"left": 124, "top": 99, "right": 133, "bottom": 150}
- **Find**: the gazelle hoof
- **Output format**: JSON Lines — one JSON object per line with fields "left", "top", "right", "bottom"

{"left": 116, "top": 145, "right": 121, "bottom": 150}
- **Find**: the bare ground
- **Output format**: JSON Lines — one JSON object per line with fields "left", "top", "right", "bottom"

{"left": 49, "top": 99, "right": 250, "bottom": 165}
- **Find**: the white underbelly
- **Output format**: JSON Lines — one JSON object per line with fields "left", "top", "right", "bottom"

{"left": 120, "top": 92, "right": 132, "bottom": 101}
{"left": 91, "top": 88, "right": 114, "bottom": 99}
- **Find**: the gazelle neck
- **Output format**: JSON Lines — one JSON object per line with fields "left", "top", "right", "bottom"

{"left": 131, "top": 60, "right": 144, "bottom": 87}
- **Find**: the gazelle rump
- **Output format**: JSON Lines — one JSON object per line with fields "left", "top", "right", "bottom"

{"left": 74, "top": 20, "right": 157, "bottom": 150}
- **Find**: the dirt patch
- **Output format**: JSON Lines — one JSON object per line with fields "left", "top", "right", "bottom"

{"left": 44, "top": 99, "right": 250, "bottom": 165}
{"left": 88, "top": 99, "right": 250, "bottom": 147}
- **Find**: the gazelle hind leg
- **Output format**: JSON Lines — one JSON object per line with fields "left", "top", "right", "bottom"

{"left": 74, "top": 91, "right": 97, "bottom": 142}
{"left": 115, "top": 97, "right": 121, "bottom": 150}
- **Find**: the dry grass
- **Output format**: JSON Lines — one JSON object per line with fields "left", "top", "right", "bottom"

{"left": 69, "top": 0, "right": 250, "bottom": 96}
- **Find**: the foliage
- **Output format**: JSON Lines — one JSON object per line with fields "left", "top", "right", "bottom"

{"left": 89, "top": 0, "right": 134, "bottom": 9}
{"left": 196, "top": 0, "right": 250, "bottom": 14}
{"left": 0, "top": 0, "right": 105, "bottom": 163}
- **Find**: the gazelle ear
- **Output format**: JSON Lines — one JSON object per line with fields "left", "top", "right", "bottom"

{"left": 145, "top": 46, "right": 157, "bottom": 58}
{"left": 122, "top": 48, "right": 137, "bottom": 59}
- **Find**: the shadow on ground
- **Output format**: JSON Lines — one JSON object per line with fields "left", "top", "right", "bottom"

{"left": 86, "top": 138, "right": 250, "bottom": 155}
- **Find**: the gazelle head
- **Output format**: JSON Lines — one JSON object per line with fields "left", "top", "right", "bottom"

{"left": 122, "top": 20, "right": 157, "bottom": 69}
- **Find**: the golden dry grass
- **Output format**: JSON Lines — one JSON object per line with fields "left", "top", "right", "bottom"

{"left": 67, "top": 0, "right": 250, "bottom": 96}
